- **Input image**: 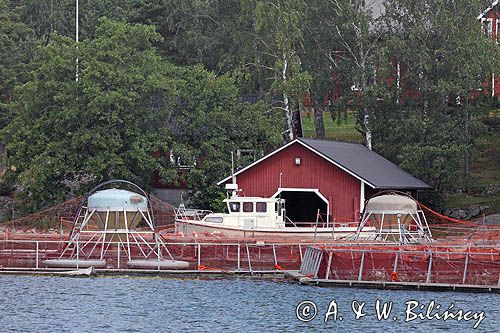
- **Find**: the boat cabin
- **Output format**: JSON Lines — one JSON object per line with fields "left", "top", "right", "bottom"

{"left": 225, "top": 197, "right": 283, "bottom": 216}
{"left": 212, "top": 196, "right": 286, "bottom": 229}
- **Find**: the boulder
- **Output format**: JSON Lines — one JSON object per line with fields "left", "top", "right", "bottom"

{"left": 444, "top": 205, "right": 489, "bottom": 220}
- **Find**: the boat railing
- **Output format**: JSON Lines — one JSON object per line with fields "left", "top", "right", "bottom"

{"left": 285, "top": 216, "right": 298, "bottom": 228}
{"left": 175, "top": 207, "right": 213, "bottom": 221}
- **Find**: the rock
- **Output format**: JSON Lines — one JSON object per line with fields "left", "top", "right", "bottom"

{"left": 475, "top": 184, "right": 500, "bottom": 197}
{"left": 468, "top": 205, "right": 481, "bottom": 218}
{"left": 482, "top": 214, "right": 500, "bottom": 226}
{"left": 444, "top": 204, "right": 491, "bottom": 220}
{"left": 447, "top": 208, "right": 469, "bottom": 219}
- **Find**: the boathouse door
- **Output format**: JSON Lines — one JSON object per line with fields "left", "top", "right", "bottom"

{"left": 272, "top": 188, "right": 329, "bottom": 225}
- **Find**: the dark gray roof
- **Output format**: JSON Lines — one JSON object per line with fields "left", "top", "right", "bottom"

{"left": 299, "top": 138, "right": 431, "bottom": 189}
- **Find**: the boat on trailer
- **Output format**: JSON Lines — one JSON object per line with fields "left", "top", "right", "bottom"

{"left": 175, "top": 185, "right": 374, "bottom": 239}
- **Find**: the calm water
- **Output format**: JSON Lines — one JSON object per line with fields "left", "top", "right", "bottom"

{"left": 0, "top": 275, "right": 498, "bottom": 332}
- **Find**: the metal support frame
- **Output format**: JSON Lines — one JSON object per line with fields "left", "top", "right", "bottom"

{"left": 35, "top": 241, "right": 39, "bottom": 269}
{"left": 358, "top": 251, "right": 365, "bottom": 281}
{"left": 53, "top": 181, "right": 178, "bottom": 268}
{"left": 355, "top": 208, "right": 432, "bottom": 244}
{"left": 197, "top": 243, "right": 201, "bottom": 268}
{"left": 325, "top": 252, "right": 333, "bottom": 280}
{"left": 246, "top": 244, "right": 253, "bottom": 275}
{"left": 426, "top": 252, "right": 433, "bottom": 284}
{"left": 462, "top": 252, "right": 469, "bottom": 284}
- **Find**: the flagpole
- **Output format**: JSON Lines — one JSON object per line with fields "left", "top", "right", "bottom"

{"left": 76, "top": 0, "right": 79, "bottom": 81}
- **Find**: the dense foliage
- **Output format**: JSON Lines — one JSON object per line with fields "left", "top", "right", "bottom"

{"left": 0, "top": 0, "right": 498, "bottom": 211}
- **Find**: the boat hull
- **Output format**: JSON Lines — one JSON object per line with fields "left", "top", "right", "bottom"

{"left": 175, "top": 219, "right": 370, "bottom": 239}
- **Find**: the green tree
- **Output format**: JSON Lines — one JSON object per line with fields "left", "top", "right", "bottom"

{"left": 0, "top": 0, "right": 36, "bottom": 128}
{"left": 133, "top": 0, "right": 243, "bottom": 73}
{"left": 3, "top": 19, "right": 178, "bottom": 209}
{"left": 325, "top": 0, "right": 387, "bottom": 149}
{"left": 3, "top": 18, "right": 282, "bottom": 211}
{"left": 377, "top": 0, "right": 500, "bottom": 190}
{"left": 17, "top": 0, "right": 136, "bottom": 42}
{"left": 241, "top": 0, "right": 310, "bottom": 141}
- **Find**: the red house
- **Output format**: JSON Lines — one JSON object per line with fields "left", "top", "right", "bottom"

{"left": 218, "top": 138, "right": 430, "bottom": 224}
{"left": 479, "top": 0, "right": 500, "bottom": 98}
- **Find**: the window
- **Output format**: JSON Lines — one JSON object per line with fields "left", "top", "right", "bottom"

{"left": 229, "top": 202, "right": 240, "bottom": 212}
{"left": 256, "top": 202, "right": 267, "bottom": 213}
{"left": 497, "top": 20, "right": 500, "bottom": 44}
{"left": 205, "top": 217, "right": 223, "bottom": 223}
{"left": 243, "top": 202, "right": 254, "bottom": 212}
{"left": 482, "top": 18, "right": 493, "bottom": 37}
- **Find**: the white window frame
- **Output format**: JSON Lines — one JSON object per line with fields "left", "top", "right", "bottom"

{"left": 482, "top": 18, "right": 493, "bottom": 37}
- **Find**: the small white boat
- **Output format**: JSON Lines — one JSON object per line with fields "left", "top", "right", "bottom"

{"left": 60, "top": 267, "right": 96, "bottom": 276}
{"left": 175, "top": 189, "right": 373, "bottom": 239}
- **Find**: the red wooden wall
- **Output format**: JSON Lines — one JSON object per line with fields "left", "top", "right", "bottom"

{"left": 233, "top": 142, "right": 362, "bottom": 222}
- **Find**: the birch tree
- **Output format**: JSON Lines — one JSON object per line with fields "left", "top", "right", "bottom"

{"left": 321, "top": 0, "right": 387, "bottom": 149}
{"left": 247, "top": 0, "right": 311, "bottom": 141}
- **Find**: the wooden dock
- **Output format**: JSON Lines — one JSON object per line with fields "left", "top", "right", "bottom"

{"left": 284, "top": 270, "right": 500, "bottom": 293}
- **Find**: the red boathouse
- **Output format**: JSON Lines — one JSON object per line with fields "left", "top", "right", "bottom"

{"left": 218, "top": 139, "right": 430, "bottom": 224}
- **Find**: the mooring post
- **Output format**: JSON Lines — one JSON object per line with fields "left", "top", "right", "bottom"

{"left": 462, "top": 252, "right": 469, "bottom": 284}
{"left": 35, "top": 241, "right": 39, "bottom": 269}
{"left": 426, "top": 252, "right": 433, "bottom": 284}
{"left": 358, "top": 250, "right": 365, "bottom": 282}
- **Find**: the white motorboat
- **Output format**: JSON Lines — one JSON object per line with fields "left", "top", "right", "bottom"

{"left": 175, "top": 186, "right": 373, "bottom": 239}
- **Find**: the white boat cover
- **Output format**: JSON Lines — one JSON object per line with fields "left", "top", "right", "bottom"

{"left": 364, "top": 194, "right": 418, "bottom": 213}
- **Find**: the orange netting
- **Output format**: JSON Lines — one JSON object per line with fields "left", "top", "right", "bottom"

{"left": 0, "top": 194, "right": 176, "bottom": 232}
{"left": 317, "top": 246, "right": 500, "bottom": 285}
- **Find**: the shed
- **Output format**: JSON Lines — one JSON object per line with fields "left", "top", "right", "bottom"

{"left": 218, "top": 138, "right": 431, "bottom": 224}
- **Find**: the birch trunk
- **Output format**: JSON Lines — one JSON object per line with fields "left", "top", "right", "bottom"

{"left": 312, "top": 98, "right": 325, "bottom": 139}
{"left": 282, "top": 54, "right": 294, "bottom": 141}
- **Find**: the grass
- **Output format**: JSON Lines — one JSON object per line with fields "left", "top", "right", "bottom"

{"left": 443, "top": 129, "right": 500, "bottom": 214}
{"left": 469, "top": 132, "right": 500, "bottom": 186}
{"left": 301, "top": 111, "right": 363, "bottom": 143}
{"left": 443, "top": 193, "right": 500, "bottom": 216}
